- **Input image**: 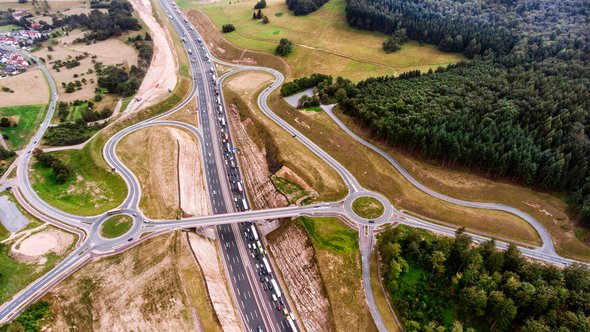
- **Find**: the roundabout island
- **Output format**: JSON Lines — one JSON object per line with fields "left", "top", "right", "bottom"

{"left": 99, "top": 215, "right": 134, "bottom": 239}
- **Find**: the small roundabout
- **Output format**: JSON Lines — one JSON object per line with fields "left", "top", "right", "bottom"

{"left": 100, "top": 215, "right": 134, "bottom": 239}
{"left": 344, "top": 191, "right": 394, "bottom": 225}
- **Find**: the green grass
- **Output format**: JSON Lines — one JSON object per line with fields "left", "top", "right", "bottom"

{"left": 100, "top": 215, "right": 133, "bottom": 238}
{"left": 352, "top": 196, "right": 384, "bottom": 219}
{"left": 66, "top": 102, "right": 90, "bottom": 122}
{"left": 0, "top": 221, "right": 8, "bottom": 242}
{"left": 302, "top": 106, "right": 322, "bottom": 112}
{"left": 0, "top": 24, "right": 21, "bottom": 33}
{"left": 370, "top": 251, "right": 402, "bottom": 332}
{"left": 0, "top": 105, "right": 47, "bottom": 149}
{"left": 191, "top": 0, "right": 465, "bottom": 81}
{"left": 298, "top": 216, "right": 358, "bottom": 252}
{"left": 30, "top": 144, "right": 128, "bottom": 216}
{"left": 271, "top": 176, "right": 311, "bottom": 204}
{"left": 0, "top": 229, "right": 72, "bottom": 304}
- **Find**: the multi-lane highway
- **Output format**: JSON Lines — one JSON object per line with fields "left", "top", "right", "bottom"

{"left": 1, "top": 0, "right": 588, "bottom": 330}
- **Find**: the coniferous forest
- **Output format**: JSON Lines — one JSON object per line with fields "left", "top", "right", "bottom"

{"left": 286, "top": 0, "right": 330, "bottom": 16}
{"left": 289, "top": 0, "right": 590, "bottom": 226}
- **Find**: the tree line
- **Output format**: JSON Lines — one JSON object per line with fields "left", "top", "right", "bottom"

{"left": 344, "top": 0, "right": 589, "bottom": 61}
{"left": 378, "top": 225, "right": 590, "bottom": 331}
{"left": 286, "top": 57, "right": 590, "bottom": 225}
{"left": 52, "top": 0, "right": 140, "bottom": 42}
{"left": 286, "top": 0, "right": 329, "bottom": 16}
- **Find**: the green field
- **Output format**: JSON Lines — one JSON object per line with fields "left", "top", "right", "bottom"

{"left": 0, "top": 105, "right": 47, "bottom": 149}
{"left": 100, "top": 215, "right": 133, "bottom": 238}
{"left": 295, "top": 216, "right": 377, "bottom": 330}
{"left": 66, "top": 102, "right": 90, "bottom": 122}
{"left": 0, "top": 24, "right": 21, "bottom": 33}
{"left": 31, "top": 144, "right": 128, "bottom": 216}
{"left": 299, "top": 216, "right": 358, "bottom": 252}
{"left": 271, "top": 176, "right": 311, "bottom": 204}
{"left": 0, "top": 236, "right": 66, "bottom": 304}
{"left": 188, "top": 0, "right": 465, "bottom": 81}
{"left": 0, "top": 222, "right": 8, "bottom": 242}
{"left": 352, "top": 196, "right": 384, "bottom": 219}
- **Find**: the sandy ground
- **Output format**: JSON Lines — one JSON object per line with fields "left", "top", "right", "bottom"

{"left": 118, "top": 125, "right": 209, "bottom": 219}
{"left": 36, "top": 32, "right": 138, "bottom": 102}
{"left": 269, "top": 222, "right": 333, "bottom": 332}
{"left": 0, "top": 68, "right": 50, "bottom": 107}
{"left": 168, "top": 126, "right": 209, "bottom": 217}
{"left": 275, "top": 166, "right": 316, "bottom": 194}
{"left": 187, "top": 233, "right": 241, "bottom": 331}
{"left": 44, "top": 232, "right": 203, "bottom": 331}
{"left": 225, "top": 72, "right": 273, "bottom": 92}
{"left": 10, "top": 226, "right": 75, "bottom": 264}
{"left": 127, "top": 0, "right": 178, "bottom": 110}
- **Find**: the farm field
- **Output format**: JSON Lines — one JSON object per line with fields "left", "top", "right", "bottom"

{"left": 0, "top": 69, "right": 50, "bottom": 107}
{"left": 0, "top": 104, "right": 46, "bottom": 149}
{"left": 0, "top": 0, "right": 84, "bottom": 13}
{"left": 185, "top": 0, "right": 465, "bottom": 81}
{"left": 35, "top": 31, "right": 139, "bottom": 103}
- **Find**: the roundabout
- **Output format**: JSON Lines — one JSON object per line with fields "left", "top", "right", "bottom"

{"left": 343, "top": 191, "right": 394, "bottom": 224}
{"left": 100, "top": 215, "right": 134, "bottom": 239}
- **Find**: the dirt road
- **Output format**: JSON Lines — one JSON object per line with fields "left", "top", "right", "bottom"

{"left": 128, "top": 0, "right": 178, "bottom": 110}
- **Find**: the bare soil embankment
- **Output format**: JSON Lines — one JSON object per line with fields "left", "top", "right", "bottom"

{"left": 268, "top": 221, "right": 334, "bottom": 332}
{"left": 117, "top": 126, "right": 209, "bottom": 219}
{"left": 42, "top": 232, "right": 206, "bottom": 331}
{"left": 187, "top": 233, "right": 241, "bottom": 331}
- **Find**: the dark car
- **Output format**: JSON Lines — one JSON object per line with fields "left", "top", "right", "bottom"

{"left": 260, "top": 276, "right": 265, "bottom": 283}
{"left": 263, "top": 283, "right": 268, "bottom": 290}
{"left": 368, "top": 220, "right": 375, "bottom": 224}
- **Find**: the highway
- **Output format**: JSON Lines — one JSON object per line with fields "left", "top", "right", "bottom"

{"left": 0, "top": 0, "right": 588, "bottom": 330}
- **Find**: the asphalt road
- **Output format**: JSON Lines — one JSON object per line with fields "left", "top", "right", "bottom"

{"left": 0, "top": 1, "right": 587, "bottom": 330}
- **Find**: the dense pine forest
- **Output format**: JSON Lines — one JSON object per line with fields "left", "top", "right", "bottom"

{"left": 378, "top": 226, "right": 590, "bottom": 331}
{"left": 286, "top": 0, "right": 330, "bottom": 15}
{"left": 283, "top": 0, "right": 590, "bottom": 226}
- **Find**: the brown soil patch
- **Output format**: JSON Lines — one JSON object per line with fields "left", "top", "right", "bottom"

{"left": 268, "top": 221, "right": 333, "bottom": 332}
{"left": 43, "top": 232, "right": 205, "bottom": 331}
{"left": 36, "top": 32, "right": 138, "bottom": 102}
{"left": 228, "top": 102, "right": 288, "bottom": 210}
{"left": 117, "top": 125, "right": 208, "bottom": 219}
{"left": 10, "top": 226, "right": 74, "bottom": 264}
{"left": 187, "top": 233, "right": 241, "bottom": 331}
{"left": 226, "top": 71, "right": 273, "bottom": 92}
{"left": 168, "top": 127, "right": 209, "bottom": 217}
{"left": 275, "top": 165, "right": 315, "bottom": 194}
{"left": 0, "top": 68, "right": 50, "bottom": 107}
{"left": 128, "top": 0, "right": 178, "bottom": 109}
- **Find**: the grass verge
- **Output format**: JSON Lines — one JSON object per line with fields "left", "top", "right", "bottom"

{"left": 352, "top": 196, "right": 384, "bottom": 219}
{"left": 100, "top": 215, "right": 133, "bottom": 238}
{"left": 296, "top": 216, "right": 378, "bottom": 331}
